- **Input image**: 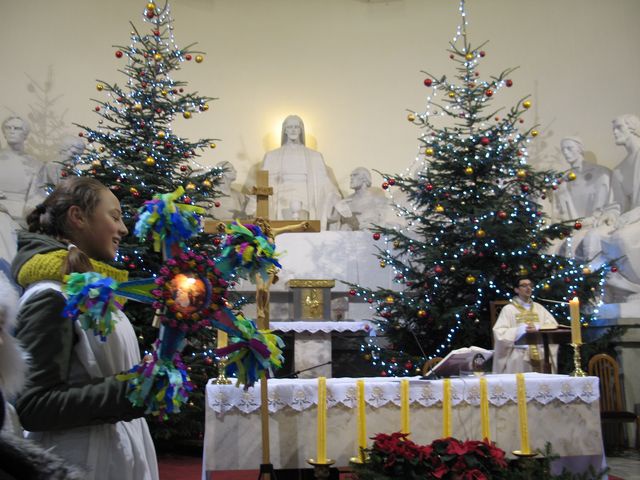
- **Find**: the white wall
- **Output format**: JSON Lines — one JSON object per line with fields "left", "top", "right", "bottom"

{"left": 1, "top": 0, "right": 639, "bottom": 195}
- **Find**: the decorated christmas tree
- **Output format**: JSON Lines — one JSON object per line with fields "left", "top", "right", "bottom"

{"left": 63, "top": 1, "right": 228, "bottom": 442}
{"left": 349, "top": 0, "right": 608, "bottom": 376}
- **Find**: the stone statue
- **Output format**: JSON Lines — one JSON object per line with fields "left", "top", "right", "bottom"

{"left": 210, "top": 161, "right": 254, "bottom": 220}
{"left": 328, "top": 167, "right": 390, "bottom": 231}
{"left": 554, "top": 137, "right": 612, "bottom": 221}
{"left": 0, "top": 116, "right": 46, "bottom": 262}
{"left": 262, "top": 115, "right": 340, "bottom": 230}
{"left": 583, "top": 114, "right": 640, "bottom": 300}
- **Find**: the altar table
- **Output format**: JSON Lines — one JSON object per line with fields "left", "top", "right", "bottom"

{"left": 203, "top": 374, "right": 605, "bottom": 476}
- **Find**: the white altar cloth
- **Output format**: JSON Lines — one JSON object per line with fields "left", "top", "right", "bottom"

{"left": 203, "top": 374, "right": 604, "bottom": 475}
{"left": 269, "top": 320, "right": 375, "bottom": 334}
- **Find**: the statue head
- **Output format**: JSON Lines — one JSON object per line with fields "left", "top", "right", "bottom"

{"left": 281, "top": 115, "right": 305, "bottom": 146}
{"left": 350, "top": 167, "right": 372, "bottom": 190}
{"left": 58, "top": 135, "right": 85, "bottom": 159}
{"left": 2, "top": 116, "right": 30, "bottom": 149}
{"left": 612, "top": 114, "right": 640, "bottom": 146}
{"left": 560, "top": 137, "right": 584, "bottom": 168}
{"left": 216, "top": 160, "right": 237, "bottom": 182}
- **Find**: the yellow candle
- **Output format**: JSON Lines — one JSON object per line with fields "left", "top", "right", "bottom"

{"left": 569, "top": 297, "right": 582, "bottom": 345}
{"left": 317, "top": 377, "right": 327, "bottom": 463}
{"left": 516, "top": 373, "right": 531, "bottom": 454}
{"left": 216, "top": 329, "right": 228, "bottom": 349}
{"left": 480, "top": 377, "right": 490, "bottom": 442}
{"left": 400, "top": 379, "right": 410, "bottom": 435}
{"left": 443, "top": 378, "right": 452, "bottom": 437}
{"left": 357, "top": 379, "right": 367, "bottom": 459}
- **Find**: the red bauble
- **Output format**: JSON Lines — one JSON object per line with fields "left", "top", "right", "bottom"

{"left": 179, "top": 88, "right": 184, "bottom": 93}
{"left": 434, "top": 265, "right": 443, "bottom": 274}
{"left": 122, "top": 255, "right": 130, "bottom": 262}
{"left": 115, "top": 50, "right": 123, "bottom": 58}
{"left": 485, "top": 89, "right": 493, "bottom": 97}
{"left": 479, "top": 50, "right": 486, "bottom": 57}
{"left": 183, "top": 196, "right": 192, "bottom": 204}
{"left": 574, "top": 222, "right": 582, "bottom": 230}
{"left": 146, "top": 10, "right": 154, "bottom": 18}
{"left": 388, "top": 178, "right": 396, "bottom": 186}
{"left": 467, "top": 311, "right": 476, "bottom": 319}
{"left": 480, "top": 137, "right": 490, "bottom": 146}
{"left": 60, "top": 170, "right": 68, "bottom": 177}
{"left": 381, "top": 182, "right": 389, "bottom": 190}
{"left": 424, "top": 78, "right": 433, "bottom": 87}
{"left": 349, "top": 289, "right": 356, "bottom": 296}
{"left": 153, "top": 29, "right": 160, "bottom": 36}
{"left": 531, "top": 263, "right": 539, "bottom": 271}
{"left": 521, "top": 184, "right": 530, "bottom": 193}
{"left": 133, "top": 191, "right": 140, "bottom": 198}
{"left": 204, "top": 357, "right": 213, "bottom": 366}
{"left": 214, "top": 201, "right": 221, "bottom": 208}
{"left": 380, "top": 371, "right": 387, "bottom": 377}
{"left": 78, "top": 132, "right": 84, "bottom": 137}
{"left": 94, "top": 106, "right": 100, "bottom": 112}
{"left": 497, "top": 210, "right": 507, "bottom": 220}
{"left": 180, "top": 165, "right": 188, "bottom": 171}
{"left": 505, "top": 79, "right": 513, "bottom": 87}
{"left": 500, "top": 263, "right": 507, "bottom": 270}
{"left": 185, "top": 54, "right": 192, "bottom": 61}
{"left": 405, "top": 361, "right": 413, "bottom": 370}
{"left": 425, "top": 183, "right": 433, "bottom": 191}
{"left": 564, "top": 277, "right": 571, "bottom": 284}
{"left": 611, "top": 266, "right": 618, "bottom": 273}
{"left": 367, "top": 298, "right": 374, "bottom": 304}
{"left": 213, "top": 237, "right": 221, "bottom": 246}
{"left": 449, "top": 54, "right": 454, "bottom": 59}
{"left": 128, "top": 263, "right": 136, "bottom": 269}
{"left": 372, "top": 232, "right": 381, "bottom": 240}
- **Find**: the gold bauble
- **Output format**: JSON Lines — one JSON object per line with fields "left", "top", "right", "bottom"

{"left": 379, "top": 261, "right": 386, "bottom": 268}
{"left": 201, "top": 103, "right": 209, "bottom": 111}
{"left": 145, "top": 156, "right": 155, "bottom": 166}
{"left": 183, "top": 111, "right": 192, "bottom": 119}
{"left": 203, "top": 179, "right": 212, "bottom": 188}
{"left": 98, "top": 146, "right": 106, "bottom": 152}
{"left": 417, "top": 309, "right": 427, "bottom": 318}
{"left": 465, "top": 53, "right": 474, "bottom": 60}
{"left": 464, "top": 166, "right": 474, "bottom": 175}
{"left": 530, "top": 242, "right": 538, "bottom": 249}
{"left": 425, "top": 147, "right": 434, "bottom": 156}
{"left": 161, "top": 90, "right": 168, "bottom": 96}
{"left": 186, "top": 182, "right": 196, "bottom": 191}
{"left": 130, "top": 187, "right": 138, "bottom": 194}
{"left": 583, "top": 267, "right": 592, "bottom": 275}
{"left": 195, "top": 55, "right": 204, "bottom": 63}
{"left": 475, "top": 229, "right": 486, "bottom": 238}
{"left": 407, "top": 113, "right": 416, "bottom": 122}
{"left": 448, "top": 91, "right": 456, "bottom": 98}
{"left": 435, "top": 204, "right": 444, "bottom": 213}
{"left": 133, "top": 103, "right": 142, "bottom": 111}
{"left": 154, "top": 53, "right": 162, "bottom": 61}
{"left": 516, "top": 169, "right": 526, "bottom": 179}
{"left": 209, "top": 142, "right": 217, "bottom": 149}
{"left": 519, "top": 267, "right": 528, "bottom": 276}
{"left": 146, "top": 2, "right": 155, "bottom": 10}
{"left": 568, "top": 172, "right": 577, "bottom": 181}
{"left": 523, "top": 100, "right": 532, "bottom": 109}
{"left": 531, "top": 129, "right": 539, "bottom": 137}
{"left": 91, "top": 160, "right": 101, "bottom": 167}
{"left": 543, "top": 283, "right": 551, "bottom": 291}
{"left": 157, "top": 131, "right": 166, "bottom": 139}
{"left": 385, "top": 296, "right": 394, "bottom": 304}
{"left": 465, "top": 275, "right": 476, "bottom": 284}
{"left": 450, "top": 266, "right": 456, "bottom": 272}
{"left": 96, "top": 83, "right": 104, "bottom": 91}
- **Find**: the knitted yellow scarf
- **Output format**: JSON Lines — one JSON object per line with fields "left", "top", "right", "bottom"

{"left": 18, "top": 249, "right": 129, "bottom": 288}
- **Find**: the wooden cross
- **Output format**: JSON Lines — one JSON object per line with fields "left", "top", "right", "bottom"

{"left": 203, "top": 169, "right": 321, "bottom": 478}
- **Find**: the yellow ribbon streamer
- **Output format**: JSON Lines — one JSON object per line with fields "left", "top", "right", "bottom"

{"left": 516, "top": 373, "right": 531, "bottom": 454}
{"left": 400, "top": 379, "right": 410, "bottom": 435}
{"left": 443, "top": 378, "right": 452, "bottom": 437}
{"left": 357, "top": 379, "right": 367, "bottom": 461}
{"left": 480, "top": 377, "right": 490, "bottom": 441}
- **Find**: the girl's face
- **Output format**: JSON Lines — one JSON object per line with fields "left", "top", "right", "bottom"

{"left": 73, "top": 189, "right": 128, "bottom": 261}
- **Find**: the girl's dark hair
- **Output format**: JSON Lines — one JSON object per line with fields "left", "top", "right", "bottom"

{"left": 26, "top": 177, "right": 109, "bottom": 274}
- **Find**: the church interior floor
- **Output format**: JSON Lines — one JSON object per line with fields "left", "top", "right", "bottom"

{"left": 157, "top": 451, "right": 640, "bottom": 480}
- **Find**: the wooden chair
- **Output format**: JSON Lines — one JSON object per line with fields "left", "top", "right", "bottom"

{"left": 421, "top": 357, "right": 444, "bottom": 376}
{"left": 587, "top": 353, "right": 640, "bottom": 451}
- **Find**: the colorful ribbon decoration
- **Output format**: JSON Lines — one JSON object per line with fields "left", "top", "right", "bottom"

{"left": 134, "top": 186, "right": 205, "bottom": 254}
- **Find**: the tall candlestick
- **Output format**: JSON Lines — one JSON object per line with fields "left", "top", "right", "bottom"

{"left": 442, "top": 378, "right": 452, "bottom": 438}
{"left": 400, "top": 379, "right": 410, "bottom": 435}
{"left": 569, "top": 297, "right": 582, "bottom": 345}
{"left": 357, "top": 379, "right": 367, "bottom": 460}
{"left": 480, "top": 377, "right": 490, "bottom": 442}
{"left": 317, "top": 377, "right": 327, "bottom": 463}
{"left": 516, "top": 373, "right": 531, "bottom": 454}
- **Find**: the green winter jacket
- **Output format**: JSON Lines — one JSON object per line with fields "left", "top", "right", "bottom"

{"left": 11, "top": 232, "right": 144, "bottom": 431}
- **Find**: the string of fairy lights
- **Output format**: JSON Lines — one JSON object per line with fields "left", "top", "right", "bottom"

{"left": 351, "top": 0, "right": 610, "bottom": 376}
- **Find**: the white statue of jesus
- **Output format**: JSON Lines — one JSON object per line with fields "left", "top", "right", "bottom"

{"left": 262, "top": 115, "right": 340, "bottom": 230}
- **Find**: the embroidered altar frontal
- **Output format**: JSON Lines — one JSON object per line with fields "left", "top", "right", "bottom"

{"left": 203, "top": 374, "right": 603, "bottom": 473}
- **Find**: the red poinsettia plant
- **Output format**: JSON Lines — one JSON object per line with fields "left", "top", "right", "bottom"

{"left": 352, "top": 432, "right": 508, "bottom": 480}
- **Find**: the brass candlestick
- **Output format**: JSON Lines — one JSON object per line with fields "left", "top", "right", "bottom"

{"left": 570, "top": 343, "right": 586, "bottom": 377}
{"left": 306, "top": 459, "right": 335, "bottom": 480}
{"left": 214, "top": 357, "right": 232, "bottom": 384}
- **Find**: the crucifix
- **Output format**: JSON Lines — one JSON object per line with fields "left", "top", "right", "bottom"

{"left": 204, "top": 169, "right": 320, "bottom": 479}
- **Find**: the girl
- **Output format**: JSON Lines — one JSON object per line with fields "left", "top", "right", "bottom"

{"left": 11, "top": 177, "right": 158, "bottom": 480}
